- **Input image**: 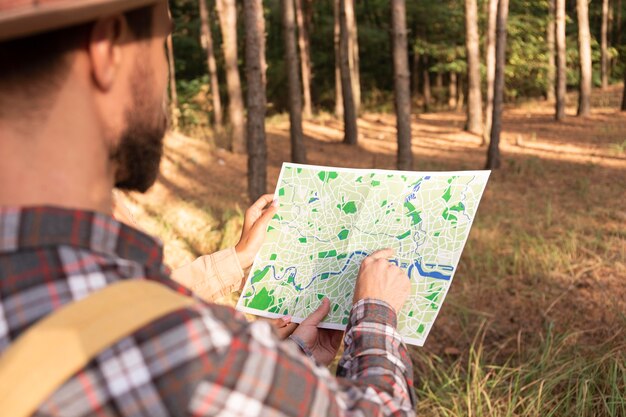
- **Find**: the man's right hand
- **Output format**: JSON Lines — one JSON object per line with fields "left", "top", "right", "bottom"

{"left": 353, "top": 249, "right": 411, "bottom": 313}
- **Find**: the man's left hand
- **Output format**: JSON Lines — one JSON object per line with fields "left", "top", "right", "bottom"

{"left": 235, "top": 194, "right": 278, "bottom": 270}
{"left": 291, "top": 298, "right": 344, "bottom": 366}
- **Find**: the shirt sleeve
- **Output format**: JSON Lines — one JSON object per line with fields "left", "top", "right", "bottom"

{"left": 170, "top": 248, "right": 245, "bottom": 303}
{"left": 336, "top": 299, "right": 417, "bottom": 413}
{"left": 188, "top": 299, "right": 416, "bottom": 417}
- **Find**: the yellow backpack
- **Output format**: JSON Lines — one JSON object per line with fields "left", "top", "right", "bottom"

{"left": 0, "top": 280, "right": 193, "bottom": 417}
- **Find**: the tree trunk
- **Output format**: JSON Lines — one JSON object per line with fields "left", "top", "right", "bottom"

{"left": 449, "top": 72, "right": 458, "bottom": 109}
{"left": 244, "top": 0, "right": 267, "bottom": 202}
{"left": 456, "top": 74, "right": 465, "bottom": 111}
{"left": 555, "top": 0, "right": 567, "bottom": 120}
{"left": 601, "top": 0, "right": 610, "bottom": 89}
{"left": 465, "top": 0, "right": 484, "bottom": 136}
{"left": 547, "top": 0, "right": 556, "bottom": 101}
{"left": 576, "top": 0, "right": 592, "bottom": 117}
{"left": 622, "top": 68, "right": 626, "bottom": 111}
{"left": 484, "top": 0, "right": 498, "bottom": 145}
{"left": 423, "top": 56, "right": 432, "bottom": 112}
{"left": 295, "top": 0, "right": 313, "bottom": 118}
{"left": 199, "top": 0, "right": 223, "bottom": 131}
{"left": 391, "top": 0, "right": 412, "bottom": 171}
{"left": 412, "top": 50, "right": 420, "bottom": 97}
{"left": 615, "top": 0, "right": 623, "bottom": 46}
{"left": 216, "top": 0, "right": 246, "bottom": 153}
{"left": 282, "top": 0, "right": 307, "bottom": 162}
{"left": 333, "top": 0, "right": 343, "bottom": 118}
{"left": 345, "top": 0, "right": 361, "bottom": 115}
{"left": 340, "top": 0, "right": 358, "bottom": 145}
{"left": 167, "top": 35, "right": 179, "bottom": 130}
{"left": 436, "top": 72, "right": 444, "bottom": 89}
{"left": 622, "top": 52, "right": 626, "bottom": 111}
{"left": 486, "top": 0, "right": 510, "bottom": 170}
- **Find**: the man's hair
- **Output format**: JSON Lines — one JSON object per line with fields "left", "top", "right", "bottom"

{"left": 0, "top": 6, "right": 154, "bottom": 118}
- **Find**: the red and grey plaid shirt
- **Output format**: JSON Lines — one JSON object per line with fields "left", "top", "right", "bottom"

{"left": 0, "top": 206, "right": 416, "bottom": 416}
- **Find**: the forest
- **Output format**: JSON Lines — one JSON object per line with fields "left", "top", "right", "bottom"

{"left": 120, "top": 0, "right": 626, "bottom": 415}
{"left": 168, "top": 0, "right": 625, "bottom": 195}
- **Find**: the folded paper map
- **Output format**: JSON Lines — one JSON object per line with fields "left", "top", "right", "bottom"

{"left": 237, "top": 163, "right": 490, "bottom": 346}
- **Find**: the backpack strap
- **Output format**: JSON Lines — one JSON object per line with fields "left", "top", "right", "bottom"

{"left": 0, "top": 280, "right": 194, "bottom": 417}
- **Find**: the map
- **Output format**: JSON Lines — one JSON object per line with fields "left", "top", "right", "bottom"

{"left": 236, "top": 163, "right": 490, "bottom": 346}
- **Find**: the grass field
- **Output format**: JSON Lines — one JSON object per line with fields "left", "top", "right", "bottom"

{"left": 120, "top": 86, "right": 626, "bottom": 416}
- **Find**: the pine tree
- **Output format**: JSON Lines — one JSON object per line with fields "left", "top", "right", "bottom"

{"left": 391, "top": 0, "right": 412, "bottom": 171}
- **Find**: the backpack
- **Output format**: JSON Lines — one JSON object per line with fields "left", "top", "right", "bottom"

{"left": 0, "top": 280, "right": 193, "bottom": 417}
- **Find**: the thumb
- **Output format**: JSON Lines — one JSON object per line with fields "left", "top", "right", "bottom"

{"left": 302, "top": 298, "right": 331, "bottom": 326}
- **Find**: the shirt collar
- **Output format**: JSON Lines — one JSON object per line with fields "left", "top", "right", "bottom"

{"left": 0, "top": 206, "right": 164, "bottom": 270}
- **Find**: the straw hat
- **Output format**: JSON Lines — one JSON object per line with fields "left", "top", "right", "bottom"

{"left": 0, "top": 0, "right": 163, "bottom": 42}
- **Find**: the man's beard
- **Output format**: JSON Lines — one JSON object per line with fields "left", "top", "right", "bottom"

{"left": 111, "top": 61, "right": 168, "bottom": 193}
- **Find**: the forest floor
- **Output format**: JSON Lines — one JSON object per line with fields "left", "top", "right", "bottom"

{"left": 121, "top": 85, "right": 626, "bottom": 416}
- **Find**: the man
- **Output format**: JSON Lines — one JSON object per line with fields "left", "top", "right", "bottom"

{"left": 0, "top": 1, "right": 416, "bottom": 416}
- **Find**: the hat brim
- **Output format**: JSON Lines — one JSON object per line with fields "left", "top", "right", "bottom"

{"left": 0, "top": 0, "right": 162, "bottom": 42}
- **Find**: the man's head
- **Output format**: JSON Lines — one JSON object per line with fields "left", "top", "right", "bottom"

{"left": 0, "top": 0, "right": 173, "bottom": 207}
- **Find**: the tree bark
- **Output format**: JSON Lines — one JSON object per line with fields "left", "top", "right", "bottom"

{"left": 486, "top": 0, "right": 510, "bottom": 170}
{"left": 391, "top": 0, "right": 412, "bottom": 171}
{"left": 547, "top": 0, "right": 556, "bottom": 101}
{"left": 615, "top": 0, "right": 623, "bottom": 46}
{"left": 576, "top": 0, "right": 592, "bottom": 117}
{"left": 216, "top": 0, "right": 246, "bottom": 153}
{"left": 282, "top": 0, "right": 307, "bottom": 162}
{"left": 199, "top": 0, "right": 223, "bottom": 131}
{"left": 449, "top": 72, "right": 458, "bottom": 109}
{"left": 244, "top": 0, "right": 267, "bottom": 202}
{"left": 436, "top": 72, "right": 444, "bottom": 89}
{"left": 555, "top": 0, "right": 567, "bottom": 121}
{"left": 340, "top": 0, "right": 358, "bottom": 145}
{"left": 622, "top": 68, "right": 626, "bottom": 111}
{"left": 167, "top": 35, "right": 179, "bottom": 130}
{"left": 456, "top": 74, "right": 465, "bottom": 111}
{"left": 622, "top": 52, "right": 626, "bottom": 111}
{"left": 464, "top": 0, "right": 484, "bottom": 136}
{"left": 423, "top": 55, "right": 432, "bottom": 112}
{"left": 295, "top": 0, "right": 313, "bottom": 118}
{"left": 601, "top": 0, "right": 610, "bottom": 89}
{"left": 333, "top": 0, "right": 343, "bottom": 118}
{"left": 484, "top": 0, "right": 498, "bottom": 145}
{"left": 412, "top": 50, "right": 420, "bottom": 97}
{"left": 345, "top": 0, "right": 361, "bottom": 115}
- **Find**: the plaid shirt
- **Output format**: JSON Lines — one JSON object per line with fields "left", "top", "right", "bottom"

{"left": 0, "top": 206, "right": 416, "bottom": 417}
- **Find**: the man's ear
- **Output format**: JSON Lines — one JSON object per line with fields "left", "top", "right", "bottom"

{"left": 89, "top": 16, "right": 125, "bottom": 91}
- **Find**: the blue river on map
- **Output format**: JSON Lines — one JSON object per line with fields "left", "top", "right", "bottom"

{"left": 248, "top": 250, "right": 453, "bottom": 296}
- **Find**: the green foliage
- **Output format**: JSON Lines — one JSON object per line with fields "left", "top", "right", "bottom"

{"left": 505, "top": 1, "right": 552, "bottom": 99}
{"left": 177, "top": 75, "right": 211, "bottom": 127}
{"left": 168, "top": 0, "right": 626, "bottom": 115}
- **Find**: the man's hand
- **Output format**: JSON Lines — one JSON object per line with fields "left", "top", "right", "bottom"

{"left": 353, "top": 249, "right": 411, "bottom": 313}
{"left": 291, "top": 298, "right": 344, "bottom": 366}
{"left": 235, "top": 194, "right": 278, "bottom": 270}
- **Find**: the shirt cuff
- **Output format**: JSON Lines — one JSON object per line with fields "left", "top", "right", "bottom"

{"left": 288, "top": 334, "right": 315, "bottom": 359}
{"left": 170, "top": 247, "right": 244, "bottom": 302}
{"left": 348, "top": 298, "right": 398, "bottom": 329}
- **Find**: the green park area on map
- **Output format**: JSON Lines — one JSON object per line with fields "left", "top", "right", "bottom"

{"left": 236, "top": 163, "right": 490, "bottom": 345}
